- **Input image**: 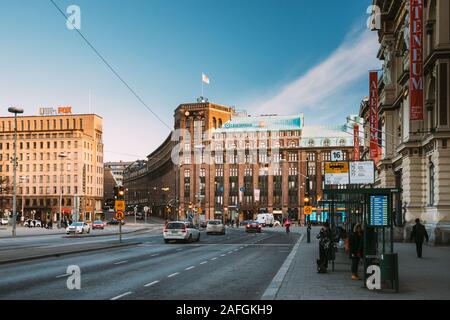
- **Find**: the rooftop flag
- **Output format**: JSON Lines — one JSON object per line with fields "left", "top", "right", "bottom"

{"left": 202, "top": 73, "right": 210, "bottom": 84}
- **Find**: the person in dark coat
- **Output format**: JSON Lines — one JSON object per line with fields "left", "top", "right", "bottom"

{"left": 410, "top": 218, "right": 429, "bottom": 258}
{"left": 316, "top": 222, "right": 332, "bottom": 273}
{"left": 349, "top": 223, "right": 363, "bottom": 280}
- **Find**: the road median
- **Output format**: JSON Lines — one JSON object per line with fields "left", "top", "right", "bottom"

{"left": 0, "top": 241, "right": 142, "bottom": 265}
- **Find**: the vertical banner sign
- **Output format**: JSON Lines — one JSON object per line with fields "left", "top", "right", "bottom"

{"left": 410, "top": 0, "right": 424, "bottom": 120}
{"left": 354, "top": 124, "right": 360, "bottom": 161}
{"left": 369, "top": 71, "right": 379, "bottom": 162}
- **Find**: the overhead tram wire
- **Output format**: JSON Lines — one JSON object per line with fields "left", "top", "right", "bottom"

{"left": 48, "top": 0, "right": 172, "bottom": 131}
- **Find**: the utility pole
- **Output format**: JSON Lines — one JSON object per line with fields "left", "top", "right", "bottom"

{"left": 8, "top": 107, "right": 24, "bottom": 238}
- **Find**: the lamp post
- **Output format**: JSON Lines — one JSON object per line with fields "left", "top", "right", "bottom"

{"left": 8, "top": 107, "right": 24, "bottom": 237}
{"left": 58, "top": 152, "right": 68, "bottom": 228}
{"left": 19, "top": 176, "right": 29, "bottom": 224}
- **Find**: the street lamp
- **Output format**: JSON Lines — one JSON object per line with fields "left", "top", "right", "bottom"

{"left": 8, "top": 107, "right": 24, "bottom": 237}
{"left": 58, "top": 152, "right": 68, "bottom": 228}
{"left": 19, "top": 176, "right": 29, "bottom": 223}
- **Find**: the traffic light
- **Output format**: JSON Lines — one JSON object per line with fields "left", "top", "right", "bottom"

{"left": 117, "top": 186, "right": 125, "bottom": 200}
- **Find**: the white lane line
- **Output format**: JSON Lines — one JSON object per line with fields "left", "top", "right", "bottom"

{"left": 211, "top": 257, "right": 217, "bottom": 260}
{"left": 233, "top": 249, "right": 239, "bottom": 252}
{"left": 240, "top": 247, "right": 244, "bottom": 249}
{"left": 56, "top": 274, "right": 69, "bottom": 278}
{"left": 151, "top": 254, "right": 159, "bottom": 257}
{"left": 114, "top": 260, "right": 128, "bottom": 265}
{"left": 200, "top": 261, "right": 208, "bottom": 265}
{"left": 220, "top": 254, "right": 226, "bottom": 257}
{"left": 168, "top": 272, "right": 180, "bottom": 278}
{"left": 185, "top": 266, "right": 195, "bottom": 270}
{"left": 111, "top": 292, "right": 132, "bottom": 300}
{"left": 227, "top": 251, "right": 233, "bottom": 254}
{"left": 144, "top": 280, "right": 159, "bottom": 287}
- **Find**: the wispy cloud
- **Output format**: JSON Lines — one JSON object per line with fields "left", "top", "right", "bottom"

{"left": 253, "top": 29, "right": 380, "bottom": 118}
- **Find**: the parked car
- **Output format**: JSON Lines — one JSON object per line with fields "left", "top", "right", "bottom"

{"left": 24, "top": 219, "right": 42, "bottom": 227}
{"left": 273, "top": 220, "right": 282, "bottom": 227}
{"left": 245, "top": 221, "right": 262, "bottom": 233}
{"left": 107, "top": 219, "right": 125, "bottom": 225}
{"left": 66, "top": 222, "right": 91, "bottom": 234}
{"left": 206, "top": 220, "right": 226, "bottom": 235}
{"left": 0, "top": 218, "right": 9, "bottom": 225}
{"left": 92, "top": 220, "right": 105, "bottom": 230}
{"left": 163, "top": 221, "right": 200, "bottom": 243}
{"left": 256, "top": 213, "right": 275, "bottom": 227}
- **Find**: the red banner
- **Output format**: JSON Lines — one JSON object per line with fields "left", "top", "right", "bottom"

{"left": 410, "top": 0, "right": 424, "bottom": 120}
{"left": 369, "top": 71, "right": 379, "bottom": 162}
{"left": 354, "top": 124, "right": 360, "bottom": 161}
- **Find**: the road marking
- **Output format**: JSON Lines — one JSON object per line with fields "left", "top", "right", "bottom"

{"left": 56, "top": 274, "right": 69, "bottom": 278}
{"left": 240, "top": 247, "right": 244, "bottom": 249}
{"left": 220, "top": 254, "right": 226, "bottom": 257}
{"left": 211, "top": 257, "right": 217, "bottom": 260}
{"left": 144, "top": 281, "right": 159, "bottom": 287}
{"left": 261, "top": 234, "right": 304, "bottom": 300}
{"left": 233, "top": 249, "right": 239, "bottom": 252}
{"left": 111, "top": 292, "right": 132, "bottom": 300}
{"left": 227, "top": 251, "right": 233, "bottom": 254}
{"left": 200, "top": 261, "right": 208, "bottom": 265}
{"left": 114, "top": 260, "right": 128, "bottom": 265}
{"left": 151, "top": 254, "right": 159, "bottom": 257}
{"left": 185, "top": 266, "right": 195, "bottom": 270}
{"left": 168, "top": 272, "right": 179, "bottom": 278}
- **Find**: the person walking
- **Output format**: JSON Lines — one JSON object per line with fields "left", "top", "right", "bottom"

{"left": 349, "top": 223, "right": 363, "bottom": 280}
{"left": 284, "top": 217, "right": 291, "bottom": 234}
{"left": 316, "top": 222, "right": 332, "bottom": 273}
{"left": 410, "top": 218, "right": 429, "bottom": 258}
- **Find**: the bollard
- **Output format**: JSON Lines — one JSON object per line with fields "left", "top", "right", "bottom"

{"left": 307, "top": 226, "right": 311, "bottom": 243}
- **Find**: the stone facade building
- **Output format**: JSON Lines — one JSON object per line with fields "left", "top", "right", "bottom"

{"left": 363, "top": 0, "right": 450, "bottom": 243}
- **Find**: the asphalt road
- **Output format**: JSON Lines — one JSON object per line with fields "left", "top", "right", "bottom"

{"left": 0, "top": 228, "right": 299, "bottom": 300}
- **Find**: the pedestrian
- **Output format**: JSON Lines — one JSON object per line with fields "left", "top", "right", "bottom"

{"left": 349, "top": 223, "right": 363, "bottom": 280}
{"left": 49, "top": 220, "right": 53, "bottom": 229}
{"left": 410, "top": 218, "right": 429, "bottom": 258}
{"left": 316, "top": 222, "right": 332, "bottom": 273}
{"left": 32, "top": 220, "right": 36, "bottom": 228}
{"left": 235, "top": 218, "right": 239, "bottom": 228}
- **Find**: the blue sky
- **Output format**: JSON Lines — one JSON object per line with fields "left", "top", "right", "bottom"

{"left": 0, "top": 0, "right": 380, "bottom": 161}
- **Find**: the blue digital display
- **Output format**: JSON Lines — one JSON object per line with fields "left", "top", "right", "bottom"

{"left": 370, "top": 195, "right": 388, "bottom": 226}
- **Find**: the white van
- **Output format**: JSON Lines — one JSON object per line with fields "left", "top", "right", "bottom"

{"left": 256, "top": 213, "right": 274, "bottom": 227}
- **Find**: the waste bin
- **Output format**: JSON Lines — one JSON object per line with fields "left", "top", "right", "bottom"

{"left": 381, "top": 253, "right": 399, "bottom": 292}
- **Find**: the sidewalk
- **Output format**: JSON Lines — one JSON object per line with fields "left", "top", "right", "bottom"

{"left": 269, "top": 227, "right": 450, "bottom": 300}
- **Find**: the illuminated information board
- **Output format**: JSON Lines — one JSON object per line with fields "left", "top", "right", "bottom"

{"left": 370, "top": 195, "right": 388, "bottom": 226}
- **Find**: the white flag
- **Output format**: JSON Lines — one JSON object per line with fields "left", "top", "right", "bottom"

{"left": 202, "top": 73, "right": 210, "bottom": 84}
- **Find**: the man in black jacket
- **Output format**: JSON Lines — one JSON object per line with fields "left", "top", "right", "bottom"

{"left": 410, "top": 218, "right": 429, "bottom": 258}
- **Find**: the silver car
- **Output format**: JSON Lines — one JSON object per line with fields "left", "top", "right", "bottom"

{"left": 206, "top": 220, "right": 226, "bottom": 235}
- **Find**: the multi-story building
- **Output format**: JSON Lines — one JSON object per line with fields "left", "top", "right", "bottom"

{"left": 123, "top": 101, "right": 355, "bottom": 224}
{"left": 104, "top": 161, "right": 133, "bottom": 186}
{"left": 0, "top": 111, "right": 104, "bottom": 222}
{"left": 361, "top": 0, "right": 450, "bottom": 243}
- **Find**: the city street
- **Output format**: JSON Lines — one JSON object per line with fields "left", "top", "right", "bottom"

{"left": 0, "top": 227, "right": 299, "bottom": 300}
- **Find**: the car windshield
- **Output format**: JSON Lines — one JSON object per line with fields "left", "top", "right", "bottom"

{"left": 208, "top": 221, "right": 222, "bottom": 225}
{"left": 166, "top": 222, "right": 185, "bottom": 229}
{"left": 71, "top": 222, "right": 83, "bottom": 227}
{"left": 94, "top": 221, "right": 103, "bottom": 224}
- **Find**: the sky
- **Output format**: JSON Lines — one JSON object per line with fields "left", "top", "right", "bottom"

{"left": 0, "top": 0, "right": 381, "bottom": 161}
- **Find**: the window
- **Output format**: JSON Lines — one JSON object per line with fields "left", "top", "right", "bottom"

{"left": 429, "top": 163, "right": 435, "bottom": 206}
{"left": 184, "top": 169, "right": 190, "bottom": 178}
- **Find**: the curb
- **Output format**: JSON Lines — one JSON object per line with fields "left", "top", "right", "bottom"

{"left": 261, "top": 233, "right": 304, "bottom": 300}
{"left": 0, "top": 226, "right": 160, "bottom": 239}
{"left": 62, "top": 227, "right": 155, "bottom": 238}
{"left": 0, "top": 242, "right": 142, "bottom": 265}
